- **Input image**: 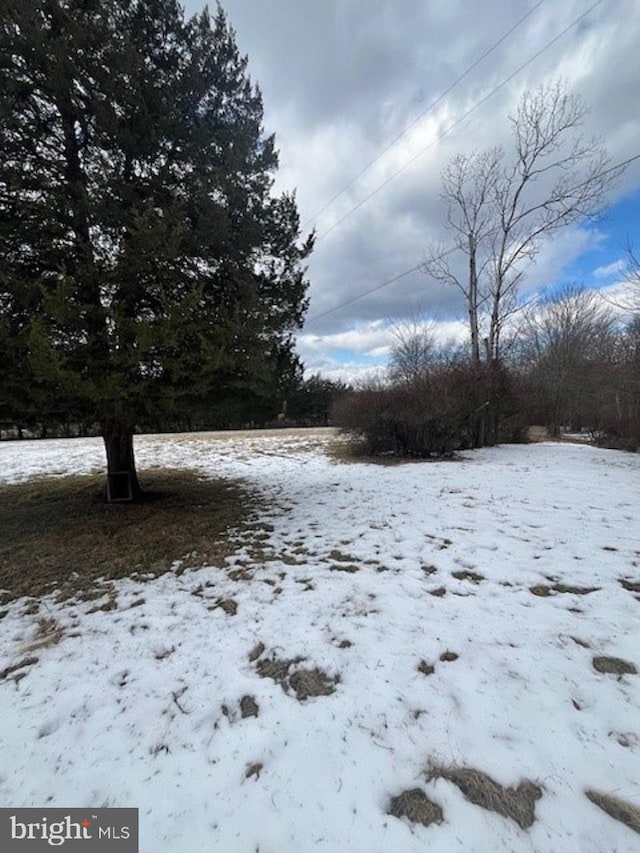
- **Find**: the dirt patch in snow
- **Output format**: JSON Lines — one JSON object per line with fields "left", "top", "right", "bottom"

{"left": 328, "top": 549, "right": 357, "bottom": 563}
{"left": 0, "top": 655, "right": 39, "bottom": 682}
{"left": 429, "top": 586, "right": 447, "bottom": 597}
{"left": 388, "top": 788, "right": 443, "bottom": 827}
{"left": 248, "top": 642, "right": 265, "bottom": 662}
{"left": 21, "top": 617, "right": 65, "bottom": 652}
{"left": 289, "top": 669, "right": 338, "bottom": 700}
{"left": 256, "top": 655, "right": 338, "bottom": 701}
{"left": 530, "top": 583, "right": 599, "bottom": 597}
{"left": 245, "top": 762, "right": 263, "bottom": 781}
{"left": 452, "top": 570, "right": 484, "bottom": 583}
{"left": 327, "top": 550, "right": 360, "bottom": 572}
{"left": 620, "top": 578, "right": 640, "bottom": 593}
{"left": 427, "top": 765, "right": 542, "bottom": 829}
{"left": 227, "top": 567, "right": 253, "bottom": 582}
{"left": 214, "top": 598, "right": 238, "bottom": 616}
{"left": 240, "top": 695, "right": 259, "bottom": 719}
{"left": 439, "top": 651, "right": 459, "bottom": 662}
{"left": 418, "top": 660, "right": 435, "bottom": 676}
{"left": 585, "top": 790, "right": 640, "bottom": 834}
{"left": 592, "top": 656, "right": 637, "bottom": 675}
{"left": 256, "top": 656, "right": 300, "bottom": 690}
{"left": 88, "top": 594, "right": 118, "bottom": 613}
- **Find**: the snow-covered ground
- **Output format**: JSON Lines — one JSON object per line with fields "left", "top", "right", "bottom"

{"left": 1, "top": 430, "right": 639, "bottom": 852}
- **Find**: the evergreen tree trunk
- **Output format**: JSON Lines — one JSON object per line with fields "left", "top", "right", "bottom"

{"left": 102, "top": 419, "right": 141, "bottom": 501}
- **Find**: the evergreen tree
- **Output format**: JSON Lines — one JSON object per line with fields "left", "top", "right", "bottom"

{"left": 0, "top": 0, "right": 313, "bottom": 497}
{"left": 287, "top": 374, "right": 350, "bottom": 426}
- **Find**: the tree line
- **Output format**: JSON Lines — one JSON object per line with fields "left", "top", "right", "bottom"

{"left": 334, "top": 279, "right": 639, "bottom": 458}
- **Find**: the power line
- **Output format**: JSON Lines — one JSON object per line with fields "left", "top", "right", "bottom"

{"left": 303, "top": 151, "right": 640, "bottom": 329}
{"left": 301, "top": 0, "right": 546, "bottom": 232}
{"left": 304, "top": 263, "right": 423, "bottom": 325}
{"left": 313, "top": 0, "right": 604, "bottom": 246}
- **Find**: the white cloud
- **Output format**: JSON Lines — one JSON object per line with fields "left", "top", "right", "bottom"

{"left": 296, "top": 315, "right": 469, "bottom": 380}
{"left": 303, "top": 360, "right": 388, "bottom": 386}
{"left": 593, "top": 258, "right": 627, "bottom": 279}
{"left": 596, "top": 278, "right": 639, "bottom": 315}
{"left": 517, "top": 225, "right": 607, "bottom": 296}
{"left": 299, "top": 320, "right": 387, "bottom": 352}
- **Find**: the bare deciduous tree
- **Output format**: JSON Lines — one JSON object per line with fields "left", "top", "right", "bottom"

{"left": 388, "top": 309, "right": 437, "bottom": 382}
{"left": 424, "top": 148, "right": 501, "bottom": 361}
{"left": 619, "top": 240, "right": 640, "bottom": 314}
{"left": 424, "top": 81, "right": 622, "bottom": 364}
{"left": 522, "top": 284, "right": 617, "bottom": 435}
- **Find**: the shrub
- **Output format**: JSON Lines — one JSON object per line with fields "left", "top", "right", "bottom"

{"left": 595, "top": 413, "right": 640, "bottom": 452}
{"left": 333, "top": 362, "right": 524, "bottom": 458}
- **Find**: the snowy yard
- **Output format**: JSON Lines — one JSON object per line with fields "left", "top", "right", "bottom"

{"left": 1, "top": 429, "right": 639, "bottom": 852}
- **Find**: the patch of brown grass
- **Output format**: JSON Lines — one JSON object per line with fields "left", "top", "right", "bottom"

{"left": 429, "top": 586, "right": 447, "bottom": 597}
{"left": 388, "top": 789, "right": 443, "bottom": 828}
{"left": 240, "top": 695, "right": 259, "bottom": 719}
{"left": 427, "top": 765, "right": 542, "bottom": 829}
{"left": 256, "top": 654, "right": 338, "bottom": 701}
{"left": 213, "top": 598, "right": 238, "bottom": 616}
{"left": 21, "top": 617, "right": 64, "bottom": 652}
{"left": 0, "top": 469, "right": 256, "bottom": 603}
{"left": 530, "top": 582, "right": 599, "bottom": 597}
{"left": 227, "top": 567, "right": 254, "bottom": 582}
{"left": 554, "top": 583, "right": 600, "bottom": 594}
{"left": 529, "top": 585, "right": 552, "bottom": 597}
{"left": 585, "top": 790, "right": 640, "bottom": 835}
{"left": 452, "top": 570, "right": 484, "bottom": 583}
{"left": 0, "top": 655, "right": 39, "bottom": 681}
{"left": 328, "top": 549, "right": 356, "bottom": 563}
{"left": 248, "top": 642, "right": 265, "bottom": 662}
{"left": 592, "top": 656, "right": 637, "bottom": 675}
{"left": 289, "top": 668, "right": 338, "bottom": 700}
{"left": 256, "top": 655, "right": 302, "bottom": 690}
{"left": 325, "top": 438, "right": 395, "bottom": 466}
{"left": 327, "top": 437, "right": 464, "bottom": 466}
{"left": 245, "top": 762, "right": 263, "bottom": 781}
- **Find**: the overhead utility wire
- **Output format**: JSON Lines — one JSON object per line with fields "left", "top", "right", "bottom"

{"left": 305, "top": 264, "right": 424, "bottom": 326}
{"left": 304, "top": 150, "right": 640, "bottom": 327}
{"left": 301, "top": 0, "right": 546, "bottom": 232}
{"left": 313, "top": 0, "right": 603, "bottom": 246}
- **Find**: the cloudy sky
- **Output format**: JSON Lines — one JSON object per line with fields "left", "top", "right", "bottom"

{"left": 186, "top": 0, "right": 640, "bottom": 381}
